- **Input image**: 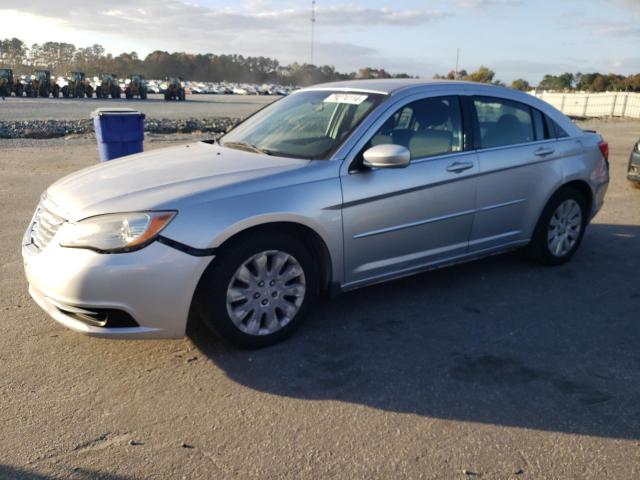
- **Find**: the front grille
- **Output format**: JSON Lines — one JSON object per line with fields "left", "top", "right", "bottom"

{"left": 29, "top": 203, "right": 66, "bottom": 251}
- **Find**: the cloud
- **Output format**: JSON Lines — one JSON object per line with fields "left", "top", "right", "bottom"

{"left": 592, "top": 21, "right": 640, "bottom": 37}
{"left": 0, "top": 1, "right": 449, "bottom": 72}
{"left": 609, "top": 0, "right": 640, "bottom": 13}
{"left": 454, "top": 0, "right": 522, "bottom": 8}
{"left": 5, "top": 1, "right": 447, "bottom": 34}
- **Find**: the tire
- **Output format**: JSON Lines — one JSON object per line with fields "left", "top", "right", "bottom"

{"left": 194, "top": 232, "right": 318, "bottom": 348}
{"left": 527, "top": 186, "right": 588, "bottom": 265}
{"left": 164, "top": 92, "right": 171, "bottom": 101}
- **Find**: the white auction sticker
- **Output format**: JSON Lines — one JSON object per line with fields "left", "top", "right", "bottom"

{"left": 323, "top": 93, "right": 368, "bottom": 105}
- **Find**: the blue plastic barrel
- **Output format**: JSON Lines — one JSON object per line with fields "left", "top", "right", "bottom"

{"left": 91, "top": 108, "right": 145, "bottom": 161}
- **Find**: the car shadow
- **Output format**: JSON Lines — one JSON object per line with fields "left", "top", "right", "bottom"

{"left": 0, "top": 465, "right": 136, "bottom": 480}
{"left": 189, "top": 223, "right": 640, "bottom": 440}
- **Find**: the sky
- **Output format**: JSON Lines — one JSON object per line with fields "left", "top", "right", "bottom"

{"left": 1, "top": 0, "right": 639, "bottom": 83}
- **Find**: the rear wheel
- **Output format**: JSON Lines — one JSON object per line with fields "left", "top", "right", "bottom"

{"left": 528, "top": 187, "right": 588, "bottom": 265}
{"left": 195, "top": 232, "right": 317, "bottom": 348}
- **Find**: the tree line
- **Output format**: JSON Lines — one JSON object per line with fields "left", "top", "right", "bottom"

{"left": 434, "top": 66, "right": 640, "bottom": 92}
{"left": 0, "top": 38, "right": 412, "bottom": 86}
{"left": 3, "top": 38, "right": 638, "bottom": 91}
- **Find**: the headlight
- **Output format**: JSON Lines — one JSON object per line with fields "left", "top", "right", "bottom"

{"left": 58, "top": 211, "right": 176, "bottom": 253}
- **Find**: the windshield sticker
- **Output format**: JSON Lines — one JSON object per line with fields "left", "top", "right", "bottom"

{"left": 323, "top": 93, "right": 368, "bottom": 105}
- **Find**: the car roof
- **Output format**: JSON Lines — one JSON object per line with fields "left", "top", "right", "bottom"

{"left": 300, "top": 78, "right": 583, "bottom": 138}
{"left": 302, "top": 79, "right": 512, "bottom": 96}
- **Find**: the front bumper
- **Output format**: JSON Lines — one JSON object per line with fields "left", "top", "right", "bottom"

{"left": 22, "top": 239, "right": 212, "bottom": 339}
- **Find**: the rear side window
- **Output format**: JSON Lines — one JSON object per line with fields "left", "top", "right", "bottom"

{"left": 474, "top": 96, "right": 534, "bottom": 148}
{"left": 365, "top": 96, "right": 463, "bottom": 160}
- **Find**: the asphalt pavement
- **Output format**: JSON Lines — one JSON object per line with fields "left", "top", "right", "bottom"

{"left": 0, "top": 119, "right": 639, "bottom": 479}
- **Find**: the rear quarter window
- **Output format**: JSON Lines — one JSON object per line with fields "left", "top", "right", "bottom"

{"left": 546, "top": 116, "right": 570, "bottom": 138}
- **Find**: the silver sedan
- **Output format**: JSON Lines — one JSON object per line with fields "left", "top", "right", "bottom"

{"left": 22, "top": 80, "right": 610, "bottom": 347}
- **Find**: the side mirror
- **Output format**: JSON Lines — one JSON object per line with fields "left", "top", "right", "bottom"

{"left": 362, "top": 144, "right": 410, "bottom": 169}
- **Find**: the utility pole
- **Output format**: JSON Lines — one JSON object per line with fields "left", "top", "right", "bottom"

{"left": 455, "top": 48, "right": 460, "bottom": 79}
{"left": 311, "top": 0, "right": 316, "bottom": 65}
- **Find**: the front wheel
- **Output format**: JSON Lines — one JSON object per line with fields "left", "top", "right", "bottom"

{"left": 527, "top": 187, "right": 588, "bottom": 265}
{"left": 194, "top": 233, "right": 317, "bottom": 348}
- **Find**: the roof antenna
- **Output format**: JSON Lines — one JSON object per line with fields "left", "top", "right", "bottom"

{"left": 455, "top": 48, "right": 460, "bottom": 79}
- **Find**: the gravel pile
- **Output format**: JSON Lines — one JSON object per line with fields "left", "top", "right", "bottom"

{"left": 0, "top": 117, "right": 241, "bottom": 139}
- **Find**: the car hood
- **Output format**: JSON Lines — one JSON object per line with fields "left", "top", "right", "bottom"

{"left": 46, "top": 142, "right": 310, "bottom": 221}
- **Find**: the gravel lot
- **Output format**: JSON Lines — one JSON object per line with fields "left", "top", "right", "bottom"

{"left": 1, "top": 119, "right": 639, "bottom": 479}
{"left": 0, "top": 94, "right": 276, "bottom": 121}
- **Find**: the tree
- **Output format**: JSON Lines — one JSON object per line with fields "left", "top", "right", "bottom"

{"left": 465, "top": 66, "right": 495, "bottom": 83}
{"left": 511, "top": 78, "right": 530, "bottom": 91}
{"left": 538, "top": 73, "right": 574, "bottom": 91}
{"left": 0, "top": 38, "right": 27, "bottom": 70}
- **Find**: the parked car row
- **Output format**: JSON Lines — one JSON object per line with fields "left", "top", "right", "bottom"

{"left": 0, "top": 68, "right": 295, "bottom": 100}
{"left": 187, "top": 81, "right": 294, "bottom": 96}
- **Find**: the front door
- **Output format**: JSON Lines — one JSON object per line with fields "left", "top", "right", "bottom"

{"left": 340, "top": 94, "right": 478, "bottom": 287}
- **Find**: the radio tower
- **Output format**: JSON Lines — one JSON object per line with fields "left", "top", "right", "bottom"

{"left": 310, "top": 0, "right": 316, "bottom": 65}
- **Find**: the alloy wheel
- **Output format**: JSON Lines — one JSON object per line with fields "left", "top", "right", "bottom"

{"left": 547, "top": 199, "right": 582, "bottom": 257}
{"left": 226, "top": 250, "right": 306, "bottom": 336}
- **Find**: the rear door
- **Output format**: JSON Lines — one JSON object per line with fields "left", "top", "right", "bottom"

{"left": 469, "top": 95, "right": 561, "bottom": 252}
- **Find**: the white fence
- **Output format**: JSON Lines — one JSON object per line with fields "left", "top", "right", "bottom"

{"left": 531, "top": 92, "right": 640, "bottom": 119}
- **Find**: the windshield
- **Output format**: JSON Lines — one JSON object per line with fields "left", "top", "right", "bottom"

{"left": 220, "top": 90, "right": 386, "bottom": 159}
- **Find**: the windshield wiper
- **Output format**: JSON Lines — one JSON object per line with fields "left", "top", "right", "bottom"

{"left": 221, "top": 141, "right": 272, "bottom": 155}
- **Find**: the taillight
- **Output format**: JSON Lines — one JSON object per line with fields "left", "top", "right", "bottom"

{"left": 598, "top": 141, "right": 609, "bottom": 162}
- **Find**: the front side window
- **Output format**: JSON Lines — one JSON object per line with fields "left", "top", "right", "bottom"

{"left": 220, "top": 90, "right": 386, "bottom": 159}
{"left": 474, "top": 96, "right": 534, "bottom": 148}
{"left": 364, "top": 96, "right": 463, "bottom": 160}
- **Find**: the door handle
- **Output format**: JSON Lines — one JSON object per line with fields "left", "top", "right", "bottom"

{"left": 534, "top": 147, "right": 555, "bottom": 157}
{"left": 446, "top": 161, "right": 474, "bottom": 173}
